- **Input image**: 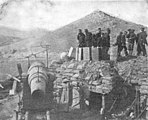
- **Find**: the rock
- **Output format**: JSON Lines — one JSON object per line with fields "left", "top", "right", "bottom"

{"left": 72, "top": 74, "right": 79, "bottom": 78}
{"left": 67, "top": 63, "right": 75, "bottom": 69}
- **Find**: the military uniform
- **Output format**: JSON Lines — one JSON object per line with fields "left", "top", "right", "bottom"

{"left": 101, "top": 33, "right": 108, "bottom": 60}
{"left": 85, "top": 31, "right": 92, "bottom": 47}
{"left": 121, "top": 34, "right": 128, "bottom": 56}
{"left": 92, "top": 34, "right": 97, "bottom": 47}
{"left": 85, "top": 30, "right": 93, "bottom": 60}
{"left": 97, "top": 36, "right": 103, "bottom": 61}
{"left": 114, "top": 33, "right": 122, "bottom": 57}
{"left": 77, "top": 32, "right": 85, "bottom": 47}
{"left": 136, "top": 33, "right": 141, "bottom": 56}
{"left": 127, "top": 31, "right": 136, "bottom": 55}
{"left": 114, "top": 32, "right": 128, "bottom": 57}
{"left": 137, "top": 30, "right": 148, "bottom": 56}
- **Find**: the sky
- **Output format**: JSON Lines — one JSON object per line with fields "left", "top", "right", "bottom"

{"left": 0, "top": 0, "right": 147, "bottom": 31}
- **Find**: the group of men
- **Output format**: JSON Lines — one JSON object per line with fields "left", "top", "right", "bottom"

{"left": 114, "top": 27, "right": 148, "bottom": 57}
{"left": 77, "top": 28, "right": 111, "bottom": 60}
{"left": 77, "top": 27, "right": 148, "bottom": 60}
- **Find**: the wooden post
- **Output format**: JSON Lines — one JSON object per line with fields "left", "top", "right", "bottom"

{"left": 78, "top": 48, "right": 82, "bottom": 61}
{"left": 40, "top": 44, "right": 50, "bottom": 68}
{"left": 46, "top": 45, "right": 49, "bottom": 68}
{"left": 66, "top": 82, "right": 70, "bottom": 112}
{"left": 15, "top": 110, "right": 18, "bottom": 120}
{"left": 46, "top": 110, "right": 50, "bottom": 120}
{"left": 81, "top": 47, "right": 83, "bottom": 60}
{"left": 89, "top": 47, "right": 92, "bottom": 61}
{"left": 17, "top": 63, "right": 22, "bottom": 78}
{"left": 60, "top": 82, "right": 70, "bottom": 112}
{"left": 18, "top": 112, "right": 22, "bottom": 120}
{"left": 135, "top": 85, "right": 140, "bottom": 117}
{"left": 25, "top": 111, "right": 29, "bottom": 120}
{"left": 9, "top": 80, "right": 17, "bottom": 95}
{"left": 100, "top": 94, "right": 105, "bottom": 120}
{"left": 79, "top": 85, "right": 85, "bottom": 110}
{"left": 98, "top": 47, "right": 102, "bottom": 61}
{"left": 76, "top": 47, "right": 79, "bottom": 61}
{"left": 27, "top": 57, "right": 30, "bottom": 69}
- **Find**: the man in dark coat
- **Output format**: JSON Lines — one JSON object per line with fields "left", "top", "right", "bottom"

{"left": 92, "top": 34, "right": 97, "bottom": 47}
{"left": 77, "top": 29, "right": 85, "bottom": 47}
{"left": 96, "top": 28, "right": 102, "bottom": 39}
{"left": 85, "top": 29, "right": 92, "bottom": 47}
{"left": 121, "top": 31, "right": 128, "bottom": 56}
{"left": 137, "top": 27, "right": 148, "bottom": 56}
{"left": 136, "top": 32, "right": 141, "bottom": 56}
{"left": 113, "top": 32, "right": 123, "bottom": 58}
{"left": 105, "top": 28, "right": 111, "bottom": 51}
{"left": 101, "top": 28, "right": 111, "bottom": 60}
{"left": 127, "top": 29, "right": 137, "bottom": 56}
{"left": 101, "top": 33, "right": 108, "bottom": 60}
{"left": 96, "top": 28, "right": 102, "bottom": 60}
{"left": 97, "top": 33, "right": 103, "bottom": 61}
{"left": 85, "top": 29, "right": 93, "bottom": 60}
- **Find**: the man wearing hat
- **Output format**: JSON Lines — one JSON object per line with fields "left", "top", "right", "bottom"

{"left": 137, "top": 27, "right": 148, "bottom": 56}
{"left": 103, "top": 28, "right": 111, "bottom": 60}
{"left": 96, "top": 28, "right": 102, "bottom": 39}
{"left": 85, "top": 29, "right": 93, "bottom": 60}
{"left": 96, "top": 28, "right": 102, "bottom": 60}
{"left": 113, "top": 32, "right": 124, "bottom": 58}
{"left": 126, "top": 29, "right": 137, "bottom": 56}
{"left": 77, "top": 29, "right": 85, "bottom": 47}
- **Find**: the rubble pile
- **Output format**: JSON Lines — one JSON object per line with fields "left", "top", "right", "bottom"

{"left": 117, "top": 57, "right": 148, "bottom": 104}
{"left": 117, "top": 60, "right": 134, "bottom": 80}
{"left": 51, "top": 56, "right": 148, "bottom": 99}
{"left": 132, "top": 57, "right": 148, "bottom": 95}
{"left": 117, "top": 57, "right": 148, "bottom": 85}
{"left": 53, "top": 60, "right": 113, "bottom": 94}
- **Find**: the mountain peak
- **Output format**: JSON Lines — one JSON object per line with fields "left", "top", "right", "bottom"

{"left": 42, "top": 10, "right": 145, "bottom": 52}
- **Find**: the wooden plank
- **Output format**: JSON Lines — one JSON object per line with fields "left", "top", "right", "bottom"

{"left": 83, "top": 47, "right": 90, "bottom": 60}
{"left": 92, "top": 47, "right": 98, "bottom": 61}
{"left": 68, "top": 47, "right": 76, "bottom": 58}
{"left": 78, "top": 48, "right": 82, "bottom": 61}
{"left": 17, "top": 63, "right": 22, "bottom": 77}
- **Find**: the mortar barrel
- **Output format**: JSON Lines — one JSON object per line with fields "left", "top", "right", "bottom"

{"left": 27, "top": 61, "right": 46, "bottom": 74}
{"left": 27, "top": 62, "right": 48, "bottom": 99}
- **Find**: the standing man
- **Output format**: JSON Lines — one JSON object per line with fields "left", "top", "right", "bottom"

{"left": 77, "top": 29, "right": 85, "bottom": 47}
{"left": 136, "top": 32, "right": 141, "bottom": 56}
{"left": 105, "top": 28, "right": 111, "bottom": 52}
{"left": 85, "top": 29, "right": 93, "bottom": 60}
{"left": 85, "top": 29, "right": 92, "bottom": 47}
{"left": 92, "top": 34, "right": 97, "bottom": 47}
{"left": 96, "top": 28, "right": 102, "bottom": 39}
{"left": 96, "top": 28, "right": 102, "bottom": 60}
{"left": 137, "top": 27, "right": 148, "bottom": 56}
{"left": 121, "top": 31, "right": 128, "bottom": 56}
{"left": 101, "top": 33, "right": 107, "bottom": 60}
{"left": 127, "top": 29, "right": 137, "bottom": 56}
{"left": 113, "top": 32, "right": 123, "bottom": 58}
{"left": 104, "top": 28, "right": 111, "bottom": 60}
{"left": 77, "top": 29, "right": 85, "bottom": 60}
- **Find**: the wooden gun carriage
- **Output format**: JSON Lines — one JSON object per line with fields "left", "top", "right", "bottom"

{"left": 15, "top": 62, "right": 55, "bottom": 120}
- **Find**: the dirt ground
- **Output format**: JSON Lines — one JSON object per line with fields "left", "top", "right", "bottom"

{"left": 0, "top": 94, "right": 102, "bottom": 120}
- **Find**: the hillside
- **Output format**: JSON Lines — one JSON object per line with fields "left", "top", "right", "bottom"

{"left": 0, "top": 26, "right": 28, "bottom": 46}
{"left": 0, "top": 26, "right": 49, "bottom": 47}
{"left": 0, "top": 27, "right": 50, "bottom": 59}
{"left": 42, "top": 10, "right": 146, "bottom": 52}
